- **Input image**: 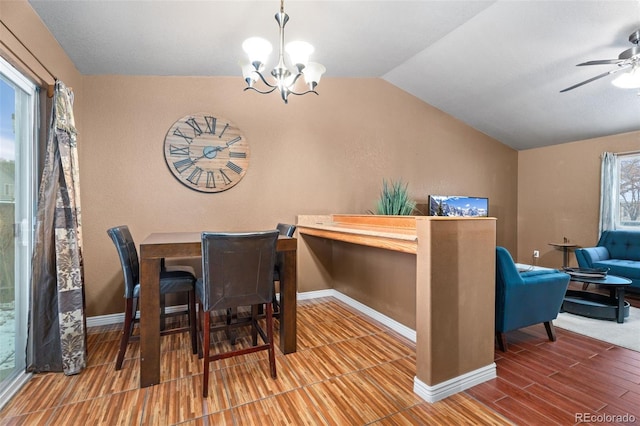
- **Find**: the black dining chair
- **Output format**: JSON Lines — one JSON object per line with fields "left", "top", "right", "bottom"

{"left": 196, "top": 230, "right": 279, "bottom": 397}
{"left": 273, "top": 223, "right": 296, "bottom": 315}
{"left": 107, "top": 225, "right": 197, "bottom": 370}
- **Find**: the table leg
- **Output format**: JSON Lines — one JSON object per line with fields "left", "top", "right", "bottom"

{"left": 279, "top": 249, "right": 297, "bottom": 354}
{"left": 140, "top": 257, "right": 161, "bottom": 387}
{"left": 616, "top": 286, "right": 625, "bottom": 324}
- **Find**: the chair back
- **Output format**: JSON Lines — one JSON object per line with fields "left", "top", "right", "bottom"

{"left": 276, "top": 223, "right": 296, "bottom": 237}
{"left": 276, "top": 223, "right": 296, "bottom": 275}
{"left": 598, "top": 230, "right": 640, "bottom": 260}
{"left": 107, "top": 226, "right": 139, "bottom": 298}
{"left": 495, "top": 246, "right": 524, "bottom": 290}
{"left": 200, "top": 230, "right": 279, "bottom": 311}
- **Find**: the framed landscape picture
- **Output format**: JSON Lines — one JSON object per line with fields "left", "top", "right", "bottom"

{"left": 428, "top": 195, "right": 489, "bottom": 217}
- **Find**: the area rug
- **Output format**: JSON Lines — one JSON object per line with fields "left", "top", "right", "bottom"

{"left": 554, "top": 306, "right": 640, "bottom": 352}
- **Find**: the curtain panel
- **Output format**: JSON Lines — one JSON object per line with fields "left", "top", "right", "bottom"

{"left": 28, "top": 80, "right": 86, "bottom": 375}
{"left": 598, "top": 152, "right": 617, "bottom": 236}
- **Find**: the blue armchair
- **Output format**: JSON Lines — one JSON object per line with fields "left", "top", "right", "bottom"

{"left": 495, "top": 246, "right": 570, "bottom": 351}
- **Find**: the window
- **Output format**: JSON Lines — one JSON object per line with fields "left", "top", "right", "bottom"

{"left": 616, "top": 153, "right": 640, "bottom": 229}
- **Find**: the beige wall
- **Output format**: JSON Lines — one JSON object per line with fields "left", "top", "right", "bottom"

{"left": 5, "top": 1, "right": 518, "bottom": 318}
{"left": 0, "top": 0, "right": 83, "bottom": 126}
{"left": 517, "top": 130, "right": 640, "bottom": 267}
{"left": 332, "top": 242, "right": 417, "bottom": 328}
{"left": 82, "top": 76, "right": 518, "bottom": 316}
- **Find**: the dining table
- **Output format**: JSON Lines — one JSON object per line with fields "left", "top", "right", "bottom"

{"left": 138, "top": 231, "right": 297, "bottom": 388}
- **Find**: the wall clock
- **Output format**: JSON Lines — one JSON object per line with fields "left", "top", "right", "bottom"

{"left": 163, "top": 113, "right": 250, "bottom": 193}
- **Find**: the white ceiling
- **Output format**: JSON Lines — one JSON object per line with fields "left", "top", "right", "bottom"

{"left": 28, "top": 0, "right": 640, "bottom": 150}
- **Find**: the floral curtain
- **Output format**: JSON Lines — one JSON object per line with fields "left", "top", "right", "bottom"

{"left": 28, "top": 80, "right": 86, "bottom": 375}
{"left": 598, "top": 152, "right": 617, "bottom": 236}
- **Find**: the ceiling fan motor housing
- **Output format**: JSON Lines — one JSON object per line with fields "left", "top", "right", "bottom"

{"left": 619, "top": 29, "right": 640, "bottom": 61}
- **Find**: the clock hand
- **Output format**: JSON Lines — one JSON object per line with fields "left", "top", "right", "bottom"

{"left": 207, "top": 137, "right": 241, "bottom": 153}
{"left": 198, "top": 145, "right": 225, "bottom": 161}
{"left": 191, "top": 146, "right": 221, "bottom": 163}
{"left": 191, "top": 152, "right": 208, "bottom": 163}
{"left": 190, "top": 141, "right": 238, "bottom": 163}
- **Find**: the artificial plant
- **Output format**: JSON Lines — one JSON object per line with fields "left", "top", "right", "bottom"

{"left": 374, "top": 178, "right": 416, "bottom": 215}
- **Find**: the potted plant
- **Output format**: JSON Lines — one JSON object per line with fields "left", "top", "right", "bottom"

{"left": 373, "top": 178, "right": 416, "bottom": 215}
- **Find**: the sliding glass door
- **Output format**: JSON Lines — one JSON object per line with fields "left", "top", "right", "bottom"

{"left": 0, "top": 57, "right": 36, "bottom": 408}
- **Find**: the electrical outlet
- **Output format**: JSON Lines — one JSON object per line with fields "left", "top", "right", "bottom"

{"left": 533, "top": 250, "right": 540, "bottom": 258}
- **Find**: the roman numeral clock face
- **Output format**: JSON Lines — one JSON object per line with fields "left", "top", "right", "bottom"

{"left": 163, "top": 113, "right": 250, "bottom": 193}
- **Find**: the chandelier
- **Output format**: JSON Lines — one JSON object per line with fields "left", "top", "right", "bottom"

{"left": 239, "top": 0, "right": 326, "bottom": 104}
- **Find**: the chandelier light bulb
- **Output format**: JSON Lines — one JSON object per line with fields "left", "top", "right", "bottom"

{"left": 285, "top": 41, "right": 314, "bottom": 71}
{"left": 239, "top": 59, "right": 258, "bottom": 86}
{"left": 242, "top": 37, "right": 273, "bottom": 69}
{"left": 303, "top": 62, "right": 326, "bottom": 90}
{"left": 611, "top": 66, "right": 640, "bottom": 89}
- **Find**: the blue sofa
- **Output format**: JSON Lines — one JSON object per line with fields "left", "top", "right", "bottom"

{"left": 495, "top": 247, "right": 570, "bottom": 351}
{"left": 575, "top": 230, "right": 640, "bottom": 292}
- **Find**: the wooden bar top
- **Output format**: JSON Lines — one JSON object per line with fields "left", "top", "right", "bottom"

{"left": 297, "top": 215, "right": 418, "bottom": 254}
{"left": 297, "top": 214, "right": 495, "bottom": 255}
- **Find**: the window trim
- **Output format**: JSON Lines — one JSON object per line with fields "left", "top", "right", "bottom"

{"left": 614, "top": 152, "right": 640, "bottom": 230}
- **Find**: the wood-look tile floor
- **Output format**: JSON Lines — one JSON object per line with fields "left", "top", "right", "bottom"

{"left": 0, "top": 296, "right": 639, "bottom": 425}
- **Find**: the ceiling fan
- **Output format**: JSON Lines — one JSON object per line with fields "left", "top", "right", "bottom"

{"left": 560, "top": 28, "right": 640, "bottom": 92}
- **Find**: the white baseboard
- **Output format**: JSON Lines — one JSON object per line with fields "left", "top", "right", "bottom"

{"left": 87, "top": 311, "right": 126, "bottom": 327}
{"left": 87, "top": 289, "right": 416, "bottom": 345}
{"left": 413, "top": 363, "right": 497, "bottom": 403}
{"left": 86, "top": 305, "right": 189, "bottom": 328}
{"left": 296, "top": 288, "right": 335, "bottom": 300}
{"left": 315, "top": 289, "right": 416, "bottom": 342}
{"left": 86, "top": 289, "right": 494, "bottom": 404}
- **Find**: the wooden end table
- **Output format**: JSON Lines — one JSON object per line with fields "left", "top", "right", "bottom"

{"left": 548, "top": 242, "right": 578, "bottom": 268}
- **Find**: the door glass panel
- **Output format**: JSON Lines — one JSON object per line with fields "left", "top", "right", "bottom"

{"left": 0, "top": 57, "right": 36, "bottom": 406}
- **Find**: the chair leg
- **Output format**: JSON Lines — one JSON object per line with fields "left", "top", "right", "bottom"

{"left": 496, "top": 331, "right": 508, "bottom": 352}
{"left": 202, "top": 308, "right": 211, "bottom": 398}
{"left": 544, "top": 321, "right": 557, "bottom": 342}
{"left": 226, "top": 308, "right": 238, "bottom": 345}
{"left": 197, "top": 301, "right": 204, "bottom": 359}
{"left": 160, "top": 294, "right": 166, "bottom": 331}
{"left": 272, "top": 281, "right": 280, "bottom": 315}
{"left": 266, "top": 302, "right": 277, "bottom": 379}
{"left": 189, "top": 291, "right": 197, "bottom": 354}
{"left": 251, "top": 305, "right": 259, "bottom": 346}
{"left": 115, "top": 298, "right": 135, "bottom": 370}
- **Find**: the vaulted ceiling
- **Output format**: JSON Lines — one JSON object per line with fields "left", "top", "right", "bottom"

{"left": 29, "top": 0, "right": 640, "bottom": 150}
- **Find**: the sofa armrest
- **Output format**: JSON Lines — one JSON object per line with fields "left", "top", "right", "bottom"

{"left": 521, "top": 269, "right": 562, "bottom": 279}
{"left": 575, "top": 247, "right": 610, "bottom": 268}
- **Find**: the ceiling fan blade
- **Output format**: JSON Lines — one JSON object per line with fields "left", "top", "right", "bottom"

{"left": 560, "top": 65, "right": 631, "bottom": 93}
{"left": 577, "top": 59, "right": 623, "bottom": 66}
